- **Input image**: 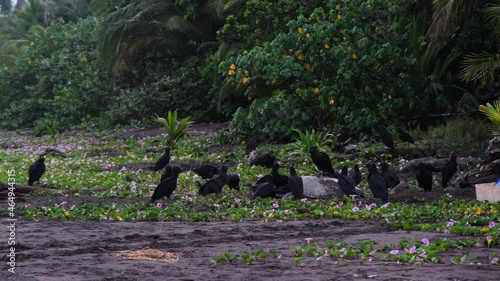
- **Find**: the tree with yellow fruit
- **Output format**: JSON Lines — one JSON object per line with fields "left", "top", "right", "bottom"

{"left": 224, "top": 0, "right": 424, "bottom": 140}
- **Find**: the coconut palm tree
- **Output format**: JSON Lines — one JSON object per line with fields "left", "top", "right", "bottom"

{"left": 426, "top": 0, "right": 499, "bottom": 85}
{"left": 426, "top": 0, "right": 493, "bottom": 39}
{"left": 97, "top": 0, "right": 209, "bottom": 85}
{"left": 460, "top": 4, "right": 500, "bottom": 85}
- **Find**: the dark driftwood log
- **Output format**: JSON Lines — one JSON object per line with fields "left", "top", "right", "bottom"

{"left": 465, "top": 174, "right": 499, "bottom": 185}
{"left": 0, "top": 182, "right": 48, "bottom": 194}
{"left": 371, "top": 147, "right": 437, "bottom": 160}
{"left": 399, "top": 156, "right": 482, "bottom": 178}
{"left": 0, "top": 182, "right": 107, "bottom": 196}
{"left": 248, "top": 150, "right": 276, "bottom": 168}
{"left": 45, "top": 147, "right": 68, "bottom": 158}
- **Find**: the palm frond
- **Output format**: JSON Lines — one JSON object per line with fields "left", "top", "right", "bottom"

{"left": 479, "top": 101, "right": 500, "bottom": 127}
{"left": 98, "top": 0, "right": 205, "bottom": 84}
{"left": 153, "top": 109, "right": 192, "bottom": 149}
{"left": 460, "top": 51, "right": 500, "bottom": 85}
{"left": 207, "top": 0, "right": 247, "bottom": 20}
{"left": 483, "top": 4, "right": 500, "bottom": 32}
{"left": 427, "top": 0, "right": 489, "bottom": 39}
{"left": 291, "top": 128, "right": 330, "bottom": 155}
{"left": 483, "top": 4, "right": 500, "bottom": 49}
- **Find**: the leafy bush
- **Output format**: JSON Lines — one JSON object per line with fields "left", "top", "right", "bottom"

{"left": 223, "top": 0, "right": 424, "bottom": 140}
{"left": 105, "top": 55, "right": 228, "bottom": 127}
{"left": 0, "top": 17, "right": 111, "bottom": 130}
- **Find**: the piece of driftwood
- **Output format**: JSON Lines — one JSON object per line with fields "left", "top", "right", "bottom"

{"left": 460, "top": 174, "right": 499, "bottom": 189}
{"left": 0, "top": 183, "right": 47, "bottom": 194}
{"left": 247, "top": 150, "right": 276, "bottom": 168}
{"left": 45, "top": 147, "right": 68, "bottom": 158}
{"left": 0, "top": 192, "right": 25, "bottom": 201}
{"left": 399, "top": 156, "right": 482, "bottom": 178}
{"left": 370, "top": 147, "right": 437, "bottom": 160}
{"left": 0, "top": 182, "right": 106, "bottom": 196}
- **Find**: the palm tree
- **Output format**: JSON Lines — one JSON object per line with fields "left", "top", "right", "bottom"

{"left": 0, "top": 0, "right": 93, "bottom": 64}
{"left": 426, "top": 0, "right": 499, "bottom": 85}
{"left": 98, "top": 0, "right": 207, "bottom": 85}
{"left": 426, "top": 0, "right": 493, "bottom": 39}
{"left": 460, "top": 4, "right": 500, "bottom": 85}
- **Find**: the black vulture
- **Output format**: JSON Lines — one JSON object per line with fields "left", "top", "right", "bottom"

{"left": 442, "top": 152, "right": 458, "bottom": 187}
{"left": 245, "top": 134, "right": 261, "bottom": 154}
{"left": 367, "top": 163, "right": 388, "bottom": 202}
{"left": 28, "top": 154, "right": 46, "bottom": 186}
{"left": 416, "top": 163, "right": 435, "bottom": 192}
{"left": 309, "top": 146, "right": 338, "bottom": 177}
{"left": 197, "top": 165, "right": 229, "bottom": 196}
{"left": 338, "top": 166, "right": 358, "bottom": 197}
{"left": 349, "top": 164, "right": 362, "bottom": 186}
{"left": 151, "top": 166, "right": 183, "bottom": 203}
{"left": 227, "top": 173, "right": 240, "bottom": 191}
{"left": 336, "top": 126, "right": 351, "bottom": 144}
{"left": 192, "top": 164, "right": 219, "bottom": 179}
{"left": 276, "top": 184, "right": 291, "bottom": 194}
{"left": 288, "top": 167, "right": 304, "bottom": 199}
{"left": 160, "top": 165, "right": 173, "bottom": 182}
{"left": 398, "top": 128, "right": 415, "bottom": 144}
{"left": 381, "top": 162, "right": 400, "bottom": 189}
{"left": 255, "top": 162, "right": 288, "bottom": 188}
{"left": 154, "top": 148, "right": 171, "bottom": 172}
{"left": 378, "top": 125, "right": 395, "bottom": 150}
{"left": 253, "top": 176, "right": 276, "bottom": 199}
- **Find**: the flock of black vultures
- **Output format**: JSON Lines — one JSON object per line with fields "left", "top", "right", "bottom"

{"left": 26, "top": 125, "right": 457, "bottom": 204}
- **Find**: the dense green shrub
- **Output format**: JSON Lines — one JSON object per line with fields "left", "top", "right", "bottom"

{"left": 223, "top": 0, "right": 424, "bottom": 140}
{"left": 104, "top": 55, "right": 228, "bottom": 126}
{"left": 0, "top": 17, "right": 110, "bottom": 130}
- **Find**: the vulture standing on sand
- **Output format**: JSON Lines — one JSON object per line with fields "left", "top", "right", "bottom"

{"left": 367, "top": 163, "right": 388, "bottom": 202}
{"left": 151, "top": 166, "right": 183, "bottom": 203}
{"left": 154, "top": 148, "right": 171, "bottom": 172}
{"left": 309, "top": 146, "right": 338, "bottom": 177}
{"left": 442, "top": 152, "right": 458, "bottom": 187}
{"left": 28, "top": 154, "right": 46, "bottom": 186}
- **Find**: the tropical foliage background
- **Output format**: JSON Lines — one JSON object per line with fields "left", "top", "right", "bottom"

{"left": 0, "top": 0, "right": 498, "bottom": 141}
